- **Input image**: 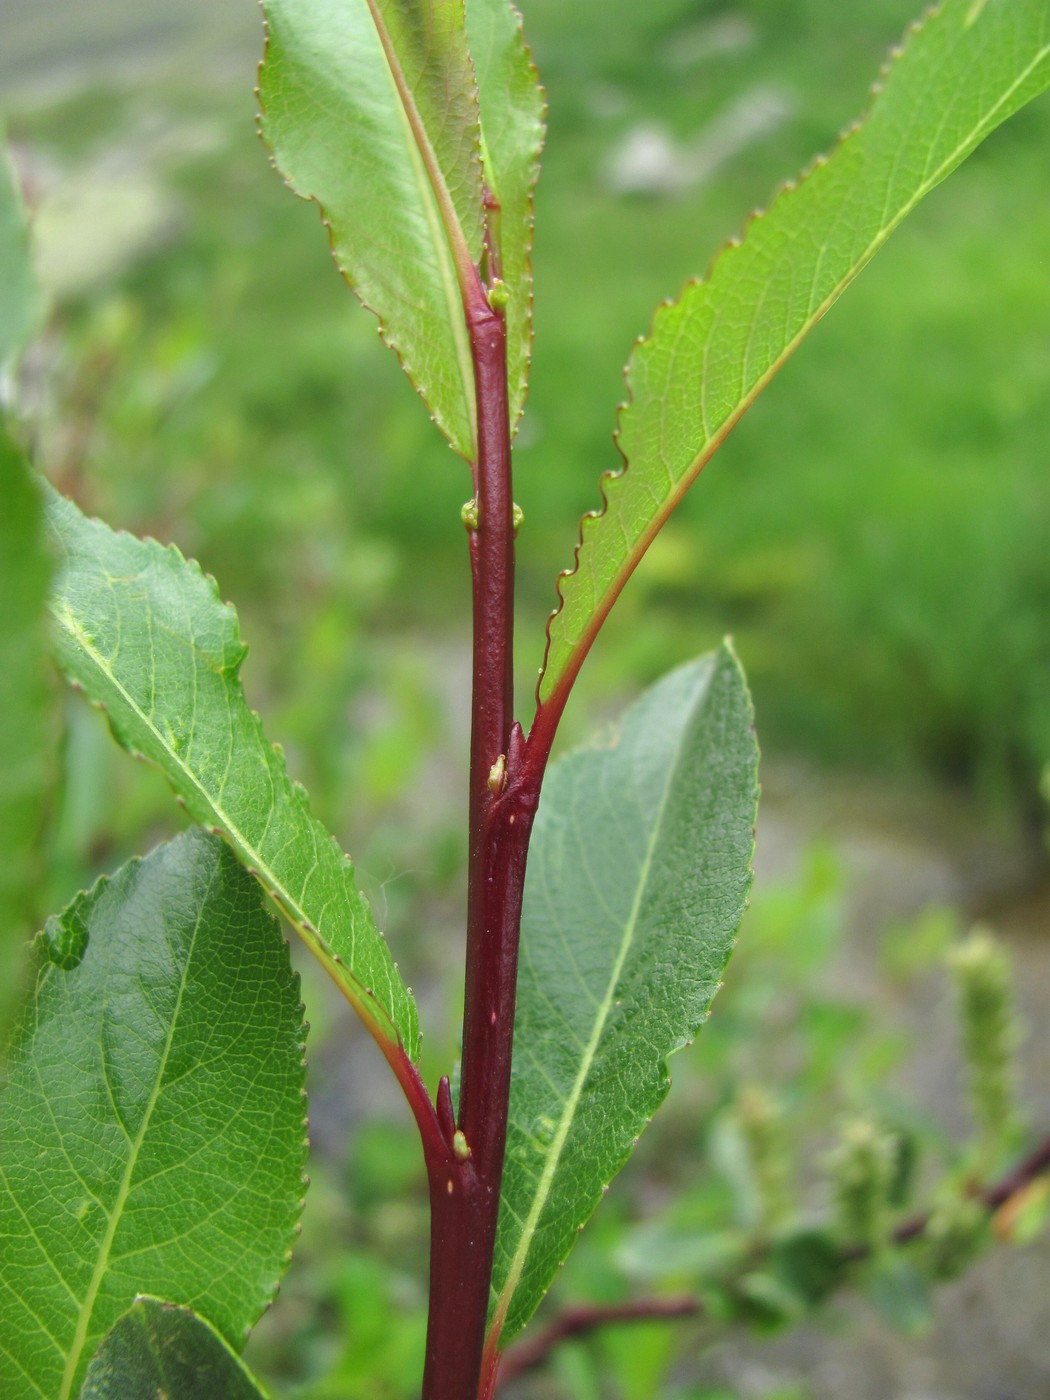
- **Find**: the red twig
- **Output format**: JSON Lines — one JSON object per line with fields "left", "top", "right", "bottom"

{"left": 883, "top": 1129, "right": 1050, "bottom": 1251}
{"left": 497, "top": 1297, "right": 701, "bottom": 1386}
{"left": 421, "top": 266, "right": 549, "bottom": 1400}
{"left": 494, "top": 1131, "right": 1050, "bottom": 1389}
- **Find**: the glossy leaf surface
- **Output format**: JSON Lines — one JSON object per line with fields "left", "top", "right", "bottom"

{"left": 539, "top": 0, "right": 1050, "bottom": 707}
{"left": 0, "top": 831, "right": 306, "bottom": 1400}
{"left": 259, "top": 0, "right": 484, "bottom": 459}
{"left": 491, "top": 648, "right": 758, "bottom": 1341}
{"left": 45, "top": 489, "right": 419, "bottom": 1058}
{"left": 80, "top": 1298, "right": 270, "bottom": 1400}
{"left": 466, "top": 0, "right": 545, "bottom": 435}
{"left": 0, "top": 432, "right": 51, "bottom": 1036}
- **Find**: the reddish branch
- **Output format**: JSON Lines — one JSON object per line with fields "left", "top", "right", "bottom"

{"left": 497, "top": 1297, "right": 701, "bottom": 1385}
{"left": 494, "top": 1132, "right": 1050, "bottom": 1389}
{"left": 882, "top": 1130, "right": 1050, "bottom": 1252}
{"left": 982, "top": 1133, "right": 1050, "bottom": 1210}
{"left": 420, "top": 266, "right": 546, "bottom": 1400}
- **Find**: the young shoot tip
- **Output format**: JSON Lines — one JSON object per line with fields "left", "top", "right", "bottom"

{"left": 487, "top": 278, "right": 510, "bottom": 313}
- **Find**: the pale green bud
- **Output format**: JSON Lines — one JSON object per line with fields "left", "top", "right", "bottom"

{"left": 922, "top": 1192, "right": 987, "bottom": 1281}
{"left": 738, "top": 1084, "right": 791, "bottom": 1232}
{"left": 828, "top": 1118, "right": 895, "bottom": 1253}
{"left": 948, "top": 927, "right": 1019, "bottom": 1166}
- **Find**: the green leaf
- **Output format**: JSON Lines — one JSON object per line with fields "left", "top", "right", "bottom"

{"left": 0, "top": 830, "right": 306, "bottom": 1400}
{"left": 538, "top": 0, "right": 1050, "bottom": 708}
{"left": 733, "top": 1271, "right": 803, "bottom": 1332}
{"left": 490, "top": 647, "right": 758, "bottom": 1343}
{"left": 0, "top": 430, "right": 52, "bottom": 1040}
{"left": 866, "top": 1255, "right": 934, "bottom": 1337}
{"left": 0, "top": 138, "right": 42, "bottom": 365}
{"left": 80, "top": 1298, "right": 271, "bottom": 1400}
{"left": 466, "top": 0, "right": 545, "bottom": 436}
{"left": 45, "top": 488, "right": 419, "bottom": 1059}
{"left": 769, "top": 1228, "right": 847, "bottom": 1308}
{"left": 259, "top": 0, "right": 484, "bottom": 460}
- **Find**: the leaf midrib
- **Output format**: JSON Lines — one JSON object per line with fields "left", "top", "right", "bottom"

{"left": 542, "top": 34, "right": 1050, "bottom": 702}
{"left": 490, "top": 670, "right": 708, "bottom": 1339}
{"left": 394, "top": 92, "right": 477, "bottom": 455}
{"left": 57, "top": 862, "right": 208, "bottom": 1400}
{"left": 50, "top": 598, "right": 399, "bottom": 1049}
{"left": 363, "top": 0, "right": 478, "bottom": 456}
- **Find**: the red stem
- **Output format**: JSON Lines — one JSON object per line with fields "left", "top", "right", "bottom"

{"left": 420, "top": 275, "right": 545, "bottom": 1399}
{"left": 462, "top": 289, "right": 515, "bottom": 876}
{"left": 497, "top": 1297, "right": 701, "bottom": 1386}
{"left": 379, "top": 1037, "right": 451, "bottom": 1170}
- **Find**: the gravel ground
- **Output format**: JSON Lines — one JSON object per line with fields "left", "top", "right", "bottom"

{"left": 704, "top": 767, "right": 1050, "bottom": 1400}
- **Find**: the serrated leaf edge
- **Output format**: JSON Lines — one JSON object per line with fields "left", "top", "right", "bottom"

{"left": 535, "top": 1, "right": 1050, "bottom": 708}
{"left": 46, "top": 500, "right": 418, "bottom": 1060}
{"left": 23, "top": 834, "right": 306, "bottom": 1399}
{"left": 256, "top": 0, "right": 481, "bottom": 462}
{"left": 492, "top": 645, "right": 757, "bottom": 1344}
{"left": 474, "top": 0, "right": 547, "bottom": 439}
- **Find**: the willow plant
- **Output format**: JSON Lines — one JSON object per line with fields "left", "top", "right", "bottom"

{"left": 1, "top": 2, "right": 1048, "bottom": 1398}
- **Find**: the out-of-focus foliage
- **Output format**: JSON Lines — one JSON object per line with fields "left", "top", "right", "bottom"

{"left": 239, "top": 848, "right": 1039, "bottom": 1398}
{"left": 0, "top": 150, "right": 51, "bottom": 1038}
{"left": 2, "top": 3, "right": 1047, "bottom": 1395}
{"left": 0, "top": 429, "right": 51, "bottom": 1038}
{"left": 5, "top": 0, "right": 1048, "bottom": 872}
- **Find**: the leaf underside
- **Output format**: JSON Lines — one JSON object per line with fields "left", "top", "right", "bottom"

{"left": 44, "top": 488, "right": 419, "bottom": 1059}
{"left": 80, "top": 1298, "right": 270, "bottom": 1400}
{"left": 0, "top": 831, "right": 306, "bottom": 1400}
{"left": 538, "top": 0, "right": 1050, "bottom": 707}
{"left": 0, "top": 431, "right": 52, "bottom": 1036}
{"left": 466, "top": 0, "right": 546, "bottom": 437}
{"left": 259, "top": 0, "right": 483, "bottom": 459}
{"left": 258, "top": 0, "right": 543, "bottom": 460}
{"left": 491, "top": 647, "right": 759, "bottom": 1343}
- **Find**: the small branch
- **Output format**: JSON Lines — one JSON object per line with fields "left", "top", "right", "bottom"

{"left": 376, "top": 1036, "right": 450, "bottom": 1173}
{"left": 497, "top": 1297, "right": 701, "bottom": 1386}
{"left": 493, "top": 1131, "right": 1050, "bottom": 1390}
{"left": 881, "top": 1129, "right": 1050, "bottom": 1253}
{"left": 978, "top": 1132, "right": 1050, "bottom": 1211}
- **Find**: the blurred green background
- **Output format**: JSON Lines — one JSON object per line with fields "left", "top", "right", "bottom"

{"left": 3, "top": 0, "right": 1049, "bottom": 1396}
{"left": 6, "top": 0, "right": 1049, "bottom": 844}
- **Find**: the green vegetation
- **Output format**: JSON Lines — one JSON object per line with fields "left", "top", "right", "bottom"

{"left": 7, "top": 0, "right": 1049, "bottom": 854}
{"left": 0, "top": 832, "right": 306, "bottom": 1398}
{"left": 2, "top": 0, "right": 1048, "bottom": 1395}
{"left": 244, "top": 853, "right": 1042, "bottom": 1399}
